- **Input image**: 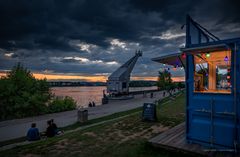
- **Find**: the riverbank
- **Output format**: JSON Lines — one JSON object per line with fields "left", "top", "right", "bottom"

{"left": 51, "top": 86, "right": 158, "bottom": 108}
{"left": 0, "top": 90, "right": 175, "bottom": 142}
{"left": 0, "top": 91, "right": 190, "bottom": 157}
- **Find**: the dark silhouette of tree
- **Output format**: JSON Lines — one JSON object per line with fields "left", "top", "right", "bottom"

{"left": 157, "top": 70, "right": 176, "bottom": 96}
{"left": 0, "top": 63, "right": 77, "bottom": 120}
{"left": 0, "top": 63, "right": 51, "bottom": 120}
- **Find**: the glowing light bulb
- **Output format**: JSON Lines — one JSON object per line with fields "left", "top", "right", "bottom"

{"left": 181, "top": 53, "right": 186, "bottom": 58}
{"left": 224, "top": 56, "right": 229, "bottom": 62}
{"left": 206, "top": 53, "right": 210, "bottom": 58}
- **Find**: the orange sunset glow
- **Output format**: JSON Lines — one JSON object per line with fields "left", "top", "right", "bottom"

{"left": 0, "top": 72, "right": 185, "bottom": 82}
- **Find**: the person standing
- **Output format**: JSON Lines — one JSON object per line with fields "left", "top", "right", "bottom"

{"left": 150, "top": 92, "right": 153, "bottom": 98}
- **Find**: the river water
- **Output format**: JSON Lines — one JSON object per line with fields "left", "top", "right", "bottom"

{"left": 51, "top": 86, "right": 157, "bottom": 108}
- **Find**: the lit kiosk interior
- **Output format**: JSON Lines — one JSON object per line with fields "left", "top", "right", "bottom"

{"left": 154, "top": 16, "right": 240, "bottom": 150}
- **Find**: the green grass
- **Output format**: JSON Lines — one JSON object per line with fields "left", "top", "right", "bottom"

{"left": 157, "top": 93, "right": 185, "bottom": 126}
{"left": 0, "top": 92, "right": 176, "bottom": 147}
{"left": 61, "top": 107, "right": 142, "bottom": 131}
{"left": 0, "top": 92, "right": 196, "bottom": 157}
{"left": 0, "top": 137, "right": 26, "bottom": 148}
{"left": 0, "top": 105, "right": 142, "bottom": 147}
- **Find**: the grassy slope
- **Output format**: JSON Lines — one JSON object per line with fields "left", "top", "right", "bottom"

{"left": 0, "top": 92, "right": 198, "bottom": 157}
{"left": 0, "top": 94, "right": 173, "bottom": 147}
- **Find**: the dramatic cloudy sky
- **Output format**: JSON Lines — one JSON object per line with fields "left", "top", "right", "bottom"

{"left": 0, "top": 0, "right": 240, "bottom": 81}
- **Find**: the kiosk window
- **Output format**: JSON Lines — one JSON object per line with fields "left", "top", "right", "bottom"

{"left": 194, "top": 50, "right": 231, "bottom": 94}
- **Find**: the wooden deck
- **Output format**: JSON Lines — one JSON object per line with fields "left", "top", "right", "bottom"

{"left": 149, "top": 122, "right": 239, "bottom": 157}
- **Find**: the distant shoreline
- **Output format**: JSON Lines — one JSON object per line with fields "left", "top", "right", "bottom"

{"left": 48, "top": 80, "right": 158, "bottom": 87}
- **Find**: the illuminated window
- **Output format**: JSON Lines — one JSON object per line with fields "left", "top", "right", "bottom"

{"left": 194, "top": 50, "right": 231, "bottom": 94}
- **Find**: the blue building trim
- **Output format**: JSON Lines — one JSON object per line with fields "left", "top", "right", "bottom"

{"left": 152, "top": 15, "right": 240, "bottom": 150}
{"left": 183, "top": 15, "right": 240, "bottom": 150}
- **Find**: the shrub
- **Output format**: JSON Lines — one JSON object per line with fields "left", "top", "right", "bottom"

{"left": 0, "top": 64, "right": 77, "bottom": 120}
{"left": 48, "top": 96, "right": 77, "bottom": 113}
{"left": 0, "top": 63, "right": 51, "bottom": 120}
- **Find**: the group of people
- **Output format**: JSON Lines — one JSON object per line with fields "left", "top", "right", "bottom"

{"left": 88, "top": 101, "right": 96, "bottom": 107}
{"left": 26, "top": 119, "right": 63, "bottom": 141}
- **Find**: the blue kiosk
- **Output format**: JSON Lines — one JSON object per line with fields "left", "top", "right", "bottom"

{"left": 153, "top": 15, "right": 240, "bottom": 150}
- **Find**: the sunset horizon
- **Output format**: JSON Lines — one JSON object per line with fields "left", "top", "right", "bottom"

{"left": 0, "top": 71, "right": 185, "bottom": 82}
{"left": 1, "top": 0, "right": 240, "bottom": 156}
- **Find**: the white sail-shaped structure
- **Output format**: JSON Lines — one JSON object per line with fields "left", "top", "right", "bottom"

{"left": 107, "top": 51, "right": 142, "bottom": 95}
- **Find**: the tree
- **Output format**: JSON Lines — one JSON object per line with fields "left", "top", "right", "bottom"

{"left": 177, "top": 82, "right": 185, "bottom": 89}
{"left": 0, "top": 63, "right": 51, "bottom": 120}
{"left": 157, "top": 70, "right": 175, "bottom": 96}
{"left": 157, "top": 69, "right": 171, "bottom": 90}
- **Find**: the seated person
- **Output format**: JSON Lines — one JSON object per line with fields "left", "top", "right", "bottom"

{"left": 92, "top": 101, "right": 96, "bottom": 107}
{"left": 46, "top": 120, "right": 55, "bottom": 137}
{"left": 27, "top": 123, "right": 40, "bottom": 141}
{"left": 51, "top": 119, "right": 63, "bottom": 135}
{"left": 88, "top": 102, "right": 92, "bottom": 107}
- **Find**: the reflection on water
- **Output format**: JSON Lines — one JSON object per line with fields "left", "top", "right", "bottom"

{"left": 51, "top": 86, "right": 157, "bottom": 108}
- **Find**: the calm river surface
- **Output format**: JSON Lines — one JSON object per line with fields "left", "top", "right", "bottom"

{"left": 51, "top": 86, "right": 157, "bottom": 108}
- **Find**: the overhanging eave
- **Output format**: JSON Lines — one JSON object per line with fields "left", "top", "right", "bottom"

{"left": 152, "top": 52, "right": 186, "bottom": 68}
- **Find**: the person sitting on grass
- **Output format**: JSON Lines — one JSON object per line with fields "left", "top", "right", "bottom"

{"left": 51, "top": 119, "right": 63, "bottom": 135}
{"left": 88, "top": 102, "right": 92, "bottom": 107}
{"left": 27, "top": 123, "right": 40, "bottom": 141}
{"left": 46, "top": 120, "right": 55, "bottom": 137}
{"left": 51, "top": 119, "right": 57, "bottom": 135}
{"left": 92, "top": 101, "right": 96, "bottom": 107}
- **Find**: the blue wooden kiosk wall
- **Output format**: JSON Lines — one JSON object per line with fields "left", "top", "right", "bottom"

{"left": 183, "top": 15, "right": 240, "bottom": 149}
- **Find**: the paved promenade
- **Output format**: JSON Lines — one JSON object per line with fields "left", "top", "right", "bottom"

{"left": 0, "top": 90, "right": 174, "bottom": 142}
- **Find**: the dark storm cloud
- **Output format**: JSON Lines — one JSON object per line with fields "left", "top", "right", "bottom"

{"left": 0, "top": 0, "right": 240, "bottom": 78}
{"left": 0, "top": 0, "right": 178, "bottom": 50}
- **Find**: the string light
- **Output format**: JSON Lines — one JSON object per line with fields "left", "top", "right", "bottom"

{"left": 224, "top": 56, "right": 229, "bottom": 62}
{"left": 181, "top": 53, "right": 186, "bottom": 58}
{"left": 206, "top": 53, "right": 210, "bottom": 58}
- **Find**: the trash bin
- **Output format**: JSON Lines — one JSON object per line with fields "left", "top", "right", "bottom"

{"left": 78, "top": 109, "right": 88, "bottom": 123}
